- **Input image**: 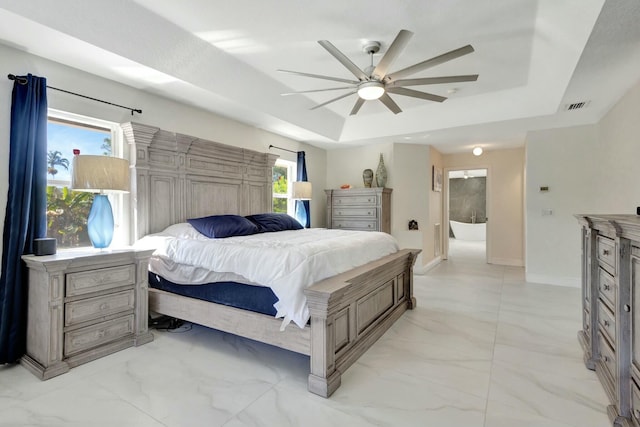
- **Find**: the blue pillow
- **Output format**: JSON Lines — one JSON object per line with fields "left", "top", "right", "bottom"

{"left": 245, "top": 213, "right": 303, "bottom": 233}
{"left": 187, "top": 214, "right": 259, "bottom": 238}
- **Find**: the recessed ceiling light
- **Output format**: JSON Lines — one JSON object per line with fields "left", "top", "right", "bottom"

{"left": 472, "top": 146, "right": 483, "bottom": 156}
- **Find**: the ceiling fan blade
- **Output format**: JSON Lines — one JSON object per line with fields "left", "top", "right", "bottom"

{"left": 310, "top": 91, "right": 357, "bottom": 110}
{"left": 349, "top": 98, "right": 366, "bottom": 116}
{"left": 278, "top": 69, "right": 359, "bottom": 85}
{"left": 318, "top": 40, "right": 369, "bottom": 81}
{"left": 386, "top": 87, "right": 447, "bottom": 103}
{"left": 281, "top": 86, "right": 355, "bottom": 96}
{"left": 379, "top": 93, "right": 402, "bottom": 114}
{"left": 389, "top": 74, "right": 479, "bottom": 88}
{"left": 386, "top": 45, "right": 475, "bottom": 81}
{"left": 372, "top": 29, "right": 413, "bottom": 80}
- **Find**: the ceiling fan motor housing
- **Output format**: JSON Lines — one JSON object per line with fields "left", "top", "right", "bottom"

{"left": 362, "top": 41, "right": 381, "bottom": 55}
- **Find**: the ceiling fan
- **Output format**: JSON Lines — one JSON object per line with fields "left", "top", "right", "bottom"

{"left": 279, "top": 29, "right": 478, "bottom": 115}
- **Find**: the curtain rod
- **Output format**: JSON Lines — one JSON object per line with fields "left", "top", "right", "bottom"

{"left": 7, "top": 73, "right": 142, "bottom": 116}
{"left": 268, "top": 144, "right": 298, "bottom": 154}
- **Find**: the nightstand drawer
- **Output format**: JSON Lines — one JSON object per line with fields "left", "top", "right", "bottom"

{"left": 332, "top": 220, "right": 377, "bottom": 231}
{"left": 64, "top": 315, "right": 134, "bottom": 356}
{"left": 66, "top": 264, "right": 136, "bottom": 297}
{"left": 332, "top": 207, "right": 377, "bottom": 218}
{"left": 65, "top": 290, "right": 135, "bottom": 327}
{"left": 333, "top": 195, "right": 377, "bottom": 206}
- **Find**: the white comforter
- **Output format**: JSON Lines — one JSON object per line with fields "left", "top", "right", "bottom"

{"left": 136, "top": 224, "right": 399, "bottom": 329}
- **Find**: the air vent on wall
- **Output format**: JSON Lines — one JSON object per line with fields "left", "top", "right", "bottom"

{"left": 565, "top": 101, "right": 591, "bottom": 111}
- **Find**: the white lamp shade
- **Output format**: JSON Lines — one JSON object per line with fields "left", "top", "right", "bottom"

{"left": 292, "top": 181, "right": 312, "bottom": 200}
{"left": 72, "top": 155, "right": 130, "bottom": 193}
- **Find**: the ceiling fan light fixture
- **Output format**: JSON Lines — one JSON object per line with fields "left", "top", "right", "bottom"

{"left": 357, "top": 81, "right": 385, "bottom": 100}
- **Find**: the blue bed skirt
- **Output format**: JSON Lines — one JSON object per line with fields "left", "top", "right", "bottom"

{"left": 148, "top": 273, "right": 279, "bottom": 317}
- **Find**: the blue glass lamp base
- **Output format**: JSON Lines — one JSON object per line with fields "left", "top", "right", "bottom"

{"left": 87, "top": 194, "right": 114, "bottom": 249}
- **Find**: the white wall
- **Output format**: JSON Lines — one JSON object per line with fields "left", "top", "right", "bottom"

{"left": 326, "top": 142, "right": 433, "bottom": 268}
{"left": 525, "top": 80, "right": 640, "bottom": 286}
{"left": 0, "top": 44, "right": 326, "bottom": 260}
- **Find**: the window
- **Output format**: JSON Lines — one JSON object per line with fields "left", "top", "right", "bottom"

{"left": 46, "top": 110, "right": 127, "bottom": 248}
{"left": 272, "top": 159, "right": 296, "bottom": 216}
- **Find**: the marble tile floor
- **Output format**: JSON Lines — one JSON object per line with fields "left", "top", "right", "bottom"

{"left": 1, "top": 240, "right": 609, "bottom": 427}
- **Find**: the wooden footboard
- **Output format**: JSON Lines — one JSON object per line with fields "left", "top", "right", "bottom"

{"left": 147, "top": 248, "right": 419, "bottom": 398}
{"left": 305, "top": 248, "right": 420, "bottom": 397}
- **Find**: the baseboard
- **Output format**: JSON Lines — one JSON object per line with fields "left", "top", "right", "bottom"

{"left": 414, "top": 256, "right": 441, "bottom": 275}
{"left": 489, "top": 257, "right": 524, "bottom": 267}
{"left": 525, "top": 273, "right": 580, "bottom": 288}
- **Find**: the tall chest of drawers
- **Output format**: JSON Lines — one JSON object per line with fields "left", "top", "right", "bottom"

{"left": 21, "top": 248, "right": 155, "bottom": 380}
{"left": 325, "top": 188, "right": 392, "bottom": 233}
{"left": 576, "top": 215, "right": 640, "bottom": 427}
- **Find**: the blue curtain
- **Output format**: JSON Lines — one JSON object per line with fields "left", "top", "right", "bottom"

{"left": 0, "top": 74, "right": 48, "bottom": 364}
{"left": 295, "top": 151, "right": 310, "bottom": 228}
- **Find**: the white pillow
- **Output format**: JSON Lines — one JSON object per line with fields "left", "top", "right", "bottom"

{"left": 161, "top": 223, "right": 204, "bottom": 240}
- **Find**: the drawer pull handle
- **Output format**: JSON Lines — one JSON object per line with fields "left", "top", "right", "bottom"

{"left": 604, "top": 320, "right": 610, "bottom": 327}
{"left": 625, "top": 304, "right": 631, "bottom": 312}
{"left": 585, "top": 324, "right": 589, "bottom": 330}
{"left": 603, "top": 249, "right": 610, "bottom": 256}
{"left": 635, "top": 409, "right": 640, "bottom": 419}
{"left": 603, "top": 284, "right": 610, "bottom": 291}
{"left": 368, "top": 211, "right": 372, "bottom": 215}
{"left": 99, "top": 303, "right": 108, "bottom": 311}
{"left": 603, "top": 355, "right": 609, "bottom": 363}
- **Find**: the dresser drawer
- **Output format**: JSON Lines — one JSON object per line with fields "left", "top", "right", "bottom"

{"left": 64, "top": 315, "right": 134, "bottom": 356}
{"left": 598, "top": 300, "right": 615, "bottom": 346}
{"left": 333, "top": 195, "right": 377, "bottom": 206}
{"left": 598, "top": 268, "right": 616, "bottom": 310}
{"left": 65, "top": 290, "right": 135, "bottom": 327}
{"left": 597, "top": 236, "right": 616, "bottom": 274}
{"left": 66, "top": 264, "right": 136, "bottom": 297}
{"left": 332, "top": 207, "right": 377, "bottom": 218}
{"left": 332, "top": 220, "right": 378, "bottom": 231}
{"left": 632, "top": 381, "right": 640, "bottom": 425}
{"left": 598, "top": 331, "right": 616, "bottom": 383}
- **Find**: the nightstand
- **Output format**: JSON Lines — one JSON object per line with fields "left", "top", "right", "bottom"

{"left": 21, "top": 248, "right": 155, "bottom": 380}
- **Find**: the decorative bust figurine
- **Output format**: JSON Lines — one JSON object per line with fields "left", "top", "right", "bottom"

{"left": 362, "top": 169, "right": 373, "bottom": 187}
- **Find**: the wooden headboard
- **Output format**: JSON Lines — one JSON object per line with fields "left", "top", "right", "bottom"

{"left": 122, "top": 122, "right": 278, "bottom": 240}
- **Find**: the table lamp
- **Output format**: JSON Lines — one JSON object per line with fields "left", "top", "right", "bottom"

{"left": 71, "top": 153, "right": 130, "bottom": 248}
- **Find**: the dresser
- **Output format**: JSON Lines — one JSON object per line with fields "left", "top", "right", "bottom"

{"left": 325, "top": 188, "right": 391, "bottom": 233}
{"left": 576, "top": 215, "right": 640, "bottom": 427}
{"left": 21, "top": 248, "right": 155, "bottom": 380}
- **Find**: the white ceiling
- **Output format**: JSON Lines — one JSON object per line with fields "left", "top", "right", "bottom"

{"left": 1, "top": 0, "right": 639, "bottom": 153}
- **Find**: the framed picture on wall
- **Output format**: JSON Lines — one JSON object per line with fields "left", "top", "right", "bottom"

{"left": 432, "top": 166, "right": 442, "bottom": 192}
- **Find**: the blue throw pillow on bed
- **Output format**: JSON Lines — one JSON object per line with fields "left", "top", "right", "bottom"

{"left": 245, "top": 213, "right": 303, "bottom": 233}
{"left": 187, "top": 214, "right": 259, "bottom": 238}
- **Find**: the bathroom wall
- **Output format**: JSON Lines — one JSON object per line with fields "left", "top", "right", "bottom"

{"left": 449, "top": 177, "right": 487, "bottom": 225}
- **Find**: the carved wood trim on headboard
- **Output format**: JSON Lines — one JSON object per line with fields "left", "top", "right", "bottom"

{"left": 121, "top": 122, "right": 278, "bottom": 240}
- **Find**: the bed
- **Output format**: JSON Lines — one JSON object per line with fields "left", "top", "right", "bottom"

{"left": 122, "top": 122, "right": 420, "bottom": 397}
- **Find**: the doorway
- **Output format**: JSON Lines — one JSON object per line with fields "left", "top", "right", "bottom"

{"left": 443, "top": 168, "right": 489, "bottom": 263}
